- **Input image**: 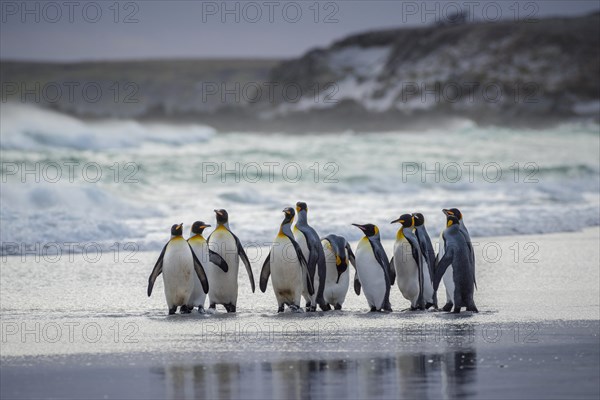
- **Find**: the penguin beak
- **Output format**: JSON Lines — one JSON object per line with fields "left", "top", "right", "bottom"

{"left": 214, "top": 209, "right": 223, "bottom": 216}
{"left": 390, "top": 218, "right": 402, "bottom": 224}
{"left": 203, "top": 224, "right": 211, "bottom": 228}
{"left": 177, "top": 223, "right": 183, "bottom": 229}
{"left": 442, "top": 209, "right": 451, "bottom": 216}
{"left": 352, "top": 223, "right": 365, "bottom": 231}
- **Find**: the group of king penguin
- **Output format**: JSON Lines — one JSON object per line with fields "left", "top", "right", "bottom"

{"left": 148, "top": 204, "right": 478, "bottom": 315}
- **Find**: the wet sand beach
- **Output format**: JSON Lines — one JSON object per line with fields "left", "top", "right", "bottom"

{"left": 1, "top": 228, "right": 599, "bottom": 399}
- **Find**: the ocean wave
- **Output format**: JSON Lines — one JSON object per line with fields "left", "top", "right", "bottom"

{"left": 0, "top": 104, "right": 216, "bottom": 151}
{"left": 0, "top": 182, "right": 162, "bottom": 254}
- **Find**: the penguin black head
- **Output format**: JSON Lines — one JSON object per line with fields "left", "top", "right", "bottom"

{"left": 214, "top": 209, "right": 229, "bottom": 225}
{"left": 282, "top": 207, "right": 295, "bottom": 224}
{"left": 446, "top": 215, "right": 461, "bottom": 227}
{"left": 296, "top": 201, "right": 307, "bottom": 213}
{"left": 443, "top": 208, "right": 463, "bottom": 220}
{"left": 191, "top": 221, "right": 211, "bottom": 235}
{"left": 171, "top": 223, "right": 184, "bottom": 236}
{"left": 412, "top": 213, "right": 425, "bottom": 226}
{"left": 390, "top": 214, "right": 414, "bottom": 228}
{"left": 352, "top": 223, "right": 379, "bottom": 237}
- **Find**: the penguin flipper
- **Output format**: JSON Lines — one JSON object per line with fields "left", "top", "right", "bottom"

{"left": 147, "top": 243, "right": 167, "bottom": 297}
{"left": 433, "top": 248, "right": 454, "bottom": 291}
{"left": 315, "top": 246, "right": 327, "bottom": 303}
{"left": 285, "top": 232, "right": 313, "bottom": 295}
{"left": 259, "top": 251, "right": 271, "bottom": 293}
{"left": 416, "top": 228, "right": 436, "bottom": 284}
{"left": 353, "top": 273, "right": 361, "bottom": 296}
{"left": 209, "top": 249, "right": 229, "bottom": 272}
{"left": 189, "top": 244, "right": 209, "bottom": 294}
{"left": 297, "top": 226, "right": 318, "bottom": 279}
{"left": 345, "top": 243, "right": 356, "bottom": 268}
{"left": 232, "top": 233, "right": 255, "bottom": 293}
{"left": 370, "top": 240, "right": 392, "bottom": 288}
{"left": 389, "top": 256, "right": 396, "bottom": 286}
{"left": 305, "top": 273, "right": 315, "bottom": 296}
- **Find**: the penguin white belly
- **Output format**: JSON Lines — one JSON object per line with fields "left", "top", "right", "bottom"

{"left": 438, "top": 232, "right": 455, "bottom": 304}
{"left": 321, "top": 240, "right": 349, "bottom": 307}
{"left": 294, "top": 227, "right": 316, "bottom": 305}
{"left": 393, "top": 238, "right": 420, "bottom": 307}
{"left": 355, "top": 238, "right": 385, "bottom": 309}
{"left": 208, "top": 227, "right": 239, "bottom": 306}
{"left": 188, "top": 237, "right": 210, "bottom": 308}
{"left": 270, "top": 235, "right": 303, "bottom": 306}
{"left": 162, "top": 238, "right": 195, "bottom": 308}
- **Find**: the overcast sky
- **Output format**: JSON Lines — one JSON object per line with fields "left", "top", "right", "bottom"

{"left": 1, "top": 0, "right": 598, "bottom": 61}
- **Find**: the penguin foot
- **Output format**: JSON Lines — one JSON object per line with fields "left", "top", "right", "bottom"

{"left": 290, "top": 304, "right": 302, "bottom": 313}
{"left": 319, "top": 303, "right": 332, "bottom": 311}
{"left": 452, "top": 306, "right": 461, "bottom": 313}
{"left": 369, "top": 306, "right": 378, "bottom": 312}
{"left": 168, "top": 306, "right": 177, "bottom": 315}
{"left": 425, "top": 302, "right": 434, "bottom": 309}
{"left": 224, "top": 304, "right": 236, "bottom": 313}
{"left": 277, "top": 305, "right": 284, "bottom": 313}
{"left": 180, "top": 305, "right": 192, "bottom": 314}
{"left": 198, "top": 306, "right": 205, "bottom": 314}
{"left": 466, "top": 305, "right": 479, "bottom": 313}
{"left": 442, "top": 302, "right": 453, "bottom": 312}
{"left": 206, "top": 304, "right": 217, "bottom": 314}
{"left": 334, "top": 304, "right": 342, "bottom": 311}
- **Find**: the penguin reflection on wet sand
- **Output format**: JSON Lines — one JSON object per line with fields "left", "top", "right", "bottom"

{"left": 147, "top": 223, "right": 209, "bottom": 315}
{"left": 352, "top": 223, "right": 392, "bottom": 312}
{"left": 260, "top": 207, "right": 314, "bottom": 312}
{"left": 321, "top": 234, "right": 355, "bottom": 310}
{"left": 434, "top": 214, "right": 478, "bottom": 313}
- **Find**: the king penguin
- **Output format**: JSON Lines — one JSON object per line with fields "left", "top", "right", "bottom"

{"left": 412, "top": 212, "right": 438, "bottom": 309}
{"left": 147, "top": 223, "right": 209, "bottom": 315}
{"left": 390, "top": 214, "right": 426, "bottom": 310}
{"left": 207, "top": 209, "right": 256, "bottom": 313}
{"left": 351, "top": 223, "right": 392, "bottom": 312}
{"left": 433, "top": 214, "right": 478, "bottom": 313}
{"left": 187, "top": 221, "right": 229, "bottom": 313}
{"left": 293, "top": 201, "right": 328, "bottom": 311}
{"left": 321, "top": 234, "right": 355, "bottom": 310}
{"left": 259, "top": 207, "right": 313, "bottom": 312}
{"left": 437, "top": 208, "right": 476, "bottom": 311}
